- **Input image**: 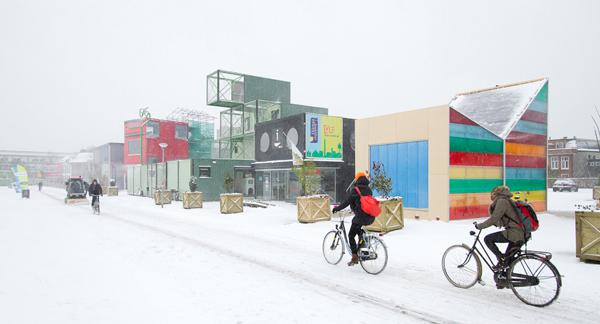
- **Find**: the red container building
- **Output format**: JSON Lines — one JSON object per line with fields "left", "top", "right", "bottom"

{"left": 124, "top": 119, "right": 189, "bottom": 164}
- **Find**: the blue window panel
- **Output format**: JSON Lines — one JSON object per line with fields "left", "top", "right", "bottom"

{"left": 450, "top": 123, "right": 501, "bottom": 141}
{"left": 369, "top": 141, "right": 428, "bottom": 208}
{"left": 505, "top": 167, "right": 546, "bottom": 180}
{"left": 528, "top": 99, "right": 547, "bottom": 113}
{"left": 513, "top": 120, "right": 547, "bottom": 135}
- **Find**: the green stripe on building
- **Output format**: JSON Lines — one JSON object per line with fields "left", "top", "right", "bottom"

{"left": 449, "top": 179, "right": 503, "bottom": 194}
{"left": 506, "top": 179, "right": 547, "bottom": 191}
{"left": 449, "top": 137, "right": 503, "bottom": 154}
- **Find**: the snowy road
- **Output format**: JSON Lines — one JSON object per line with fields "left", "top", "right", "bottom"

{"left": 1, "top": 187, "right": 599, "bottom": 323}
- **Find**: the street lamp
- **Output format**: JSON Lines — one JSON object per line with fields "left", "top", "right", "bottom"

{"left": 159, "top": 142, "right": 168, "bottom": 164}
{"left": 158, "top": 142, "right": 168, "bottom": 208}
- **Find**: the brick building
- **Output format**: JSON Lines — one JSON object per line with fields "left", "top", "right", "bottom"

{"left": 548, "top": 137, "right": 600, "bottom": 187}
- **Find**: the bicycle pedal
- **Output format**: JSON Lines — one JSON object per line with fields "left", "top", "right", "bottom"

{"left": 477, "top": 280, "right": 486, "bottom": 286}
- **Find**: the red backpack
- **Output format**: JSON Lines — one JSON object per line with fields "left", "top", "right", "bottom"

{"left": 511, "top": 200, "right": 540, "bottom": 233}
{"left": 354, "top": 187, "right": 381, "bottom": 217}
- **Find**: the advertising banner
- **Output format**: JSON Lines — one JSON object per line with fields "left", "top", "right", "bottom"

{"left": 305, "top": 113, "right": 343, "bottom": 160}
{"left": 11, "top": 164, "right": 29, "bottom": 192}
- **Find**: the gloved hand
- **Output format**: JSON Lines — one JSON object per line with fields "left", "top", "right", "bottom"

{"left": 332, "top": 207, "right": 338, "bottom": 214}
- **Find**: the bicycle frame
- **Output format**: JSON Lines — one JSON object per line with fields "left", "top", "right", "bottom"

{"left": 461, "top": 229, "right": 501, "bottom": 273}
{"left": 333, "top": 217, "right": 353, "bottom": 256}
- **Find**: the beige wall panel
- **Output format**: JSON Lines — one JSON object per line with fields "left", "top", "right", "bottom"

{"left": 356, "top": 105, "right": 450, "bottom": 221}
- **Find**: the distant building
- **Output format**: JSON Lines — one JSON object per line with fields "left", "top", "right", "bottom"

{"left": 123, "top": 118, "right": 189, "bottom": 165}
{"left": 0, "top": 150, "right": 73, "bottom": 187}
{"left": 548, "top": 137, "right": 600, "bottom": 187}
{"left": 64, "top": 151, "right": 94, "bottom": 181}
{"left": 92, "top": 143, "right": 125, "bottom": 189}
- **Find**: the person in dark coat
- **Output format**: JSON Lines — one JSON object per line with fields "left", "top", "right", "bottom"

{"left": 83, "top": 181, "right": 90, "bottom": 196}
{"left": 88, "top": 179, "right": 103, "bottom": 207}
{"left": 475, "top": 185, "right": 526, "bottom": 269}
{"left": 332, "top": 171, "right": 376, "bottom": 266}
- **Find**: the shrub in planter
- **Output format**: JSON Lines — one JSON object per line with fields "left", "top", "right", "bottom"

{"left": 366, "top": 162, "right": 404, "bottom": 232}
{"left": 293, "top": 161, "right": 331, "bottom": 223}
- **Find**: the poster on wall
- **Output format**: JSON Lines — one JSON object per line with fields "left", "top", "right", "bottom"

{"left": 305, "top": 113, "right": 343, "bottom": 160}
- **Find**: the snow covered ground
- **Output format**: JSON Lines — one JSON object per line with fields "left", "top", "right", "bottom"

{"left": 1, "top": 187, "right": 599, "bottom": 324}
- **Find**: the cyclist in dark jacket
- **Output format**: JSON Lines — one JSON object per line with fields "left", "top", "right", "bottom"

{"left": 475, "top": 185, "right": 526, "bottom": 269}
{"left": 88, "top": 179, "right": 103, "bottom": 207}
{"left": 332, "top": 172, "right": 376, "bottom": 266}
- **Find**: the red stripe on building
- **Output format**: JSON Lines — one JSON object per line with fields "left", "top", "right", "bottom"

{"left": 450, "top": 151, "right": 503, "bottom": 166}
{"left": 505, "top": 155, "right": 546, "bottom": 168}
{"left": 450, "top": 205, "right": 489, "bottom": 220}
{"left": 521, "top": 110, "right": 547, "bottom": 124}
{"left": 450, "top": 109, "right": 477, "bottom": 126}
{"left": 506, "top": 131, "right": 547, "bottom": 146}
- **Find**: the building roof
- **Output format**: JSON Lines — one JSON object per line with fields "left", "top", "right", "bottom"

{"left": 449, "top": 78, "right": 547, "bottom": 139}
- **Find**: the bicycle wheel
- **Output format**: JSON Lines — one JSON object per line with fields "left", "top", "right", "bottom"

{"left": 507, "top": 254, "right": 561, "bottom": 307}
{"left": 359, "top": 236, "right": 388, "bottom": 275}
{"left": 322, "top": 230, "right": 344, "bottom": 265}
{"left": 442, "top": 244, "right": 482, "bottom": 289}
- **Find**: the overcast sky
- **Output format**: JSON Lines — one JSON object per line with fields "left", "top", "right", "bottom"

{"left": 1, "top": 0, "right": 599, "bottom": 152}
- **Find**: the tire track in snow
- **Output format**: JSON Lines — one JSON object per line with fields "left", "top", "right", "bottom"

{"left": 41, "top": 191, "right": 452, "bottom": 324}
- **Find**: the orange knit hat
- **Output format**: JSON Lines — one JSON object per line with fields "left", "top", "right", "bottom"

{"left": 355, "top": 171, "right": 367, "bottom": 181}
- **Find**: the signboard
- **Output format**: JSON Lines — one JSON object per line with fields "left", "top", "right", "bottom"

{"left": 11, "top": 164, "right": 29, "bottom": 192}
{"left": 305, "top": 113, "right": 343, "bottom": 160}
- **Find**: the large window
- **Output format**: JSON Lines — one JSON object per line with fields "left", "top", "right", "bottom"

{"left": 550, "top": 156, "right": 559, "bottom": 170}
{"left": 175, "top": 124, "right": 188, "bottom": 140}
{"left": 146, "top": 121, "right": 160, "bottom": 138}
{"left": 560, "top": 156, "right": 569, "bottom": 170}
{"left": 128, "top": 140, "right": 141, "bottom": 155}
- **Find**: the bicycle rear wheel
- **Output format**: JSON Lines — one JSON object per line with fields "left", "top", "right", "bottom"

{"left": 359, "top": 236, "right": 388, "bottom": 275}
{"left": 507, "top": 254, "right": 561, "bottom": 307}
{"left": 442, "top": 244, "right": 481, "bottom": 289}
{"left": 322, "top": 230, "right": 344, "bottom": 265}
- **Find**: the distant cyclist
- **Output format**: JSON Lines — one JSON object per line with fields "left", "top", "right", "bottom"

{"left": 332, "top": 172, "right": 376, "bottom": 266}
{"left": 88, "top": 179, "right": 103, "bottom": 207}
{"left": 38, "top": 181, "right": 43, "bottom": 191}
{"left": 475, "top": 186, "right": 526, "bottom": 270}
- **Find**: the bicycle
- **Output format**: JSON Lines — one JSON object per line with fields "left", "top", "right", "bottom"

{"left": 441, "top": 222, "right": 562, "bottom": 307}
{"left": 92, "top": 194, "right": 100, "bottom": 215}
{"left": 322, "top": 213, "right": 388, "bottom": 275}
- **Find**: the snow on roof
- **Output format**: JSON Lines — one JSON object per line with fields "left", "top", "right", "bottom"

{"left": 449, "top": 78, "right": 547, "bottom": 139}
{"left": 70, "top": 152, "right": 94, "bottom": 163}
{"left": 565, "top": 140, "right": 577, "bottom": 149}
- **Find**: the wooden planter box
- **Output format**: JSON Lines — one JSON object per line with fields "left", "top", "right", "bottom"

{"left": 297, "top": 195, "right": 332, "bottom": 223}
{"left": 183, "top": 192, "right": 203, "bottom": 209}
{"left": 154, "top": 190, "right": 172, "bottom": 205}
{"left": 576, "top": 211, "right": 600, "bottom": 262}
{"left": 366, "top": 198, "right": 404, "bottom": 233}
{"left": 594, "top": 187, "right": 600, "bottom": 200}
{"left": 220, "top": 193, "right": 243, "bottom": 214}
{"left": 107, "top": 186, "right": 118, "bottom": 196}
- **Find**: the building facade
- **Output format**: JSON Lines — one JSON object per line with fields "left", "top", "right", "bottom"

{"left": 0, "top": 150, "right": 72, "bottom": 187}
{"left": 548, "top": 137, "right": 600, "bottom": 187}
{"left": 356, "top": 78, "right": 548, "bottom": 221}
{"left": 92, "top": 143, "right": 125, "bottom": 189}
{"left": 123, "top": 118, "right": 189, "bottom": 165}
{"left": 253, "top": 113, "right": 355, "bottom": 203}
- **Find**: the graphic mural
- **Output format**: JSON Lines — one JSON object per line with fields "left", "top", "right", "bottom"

{"left": 305, "top": 113, "right": 343, "bottom": 160}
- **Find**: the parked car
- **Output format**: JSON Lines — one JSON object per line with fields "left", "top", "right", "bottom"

{"left": 552, "top": 179, "right": 578, "bottom": 192}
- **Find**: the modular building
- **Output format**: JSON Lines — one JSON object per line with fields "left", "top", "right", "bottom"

{"left": 254, "top": 113, "right": 355, "bottom": 203}
{"left": 356, "top": 79, "right": 548, "bottom": 221}
{"left": 124, "top": 118, "right": 189, "bottom": 165}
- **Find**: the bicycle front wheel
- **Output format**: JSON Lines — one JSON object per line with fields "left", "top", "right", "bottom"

{"left": 442, "top": 244, "right": 482, "bottom": 289}
{"left": 322, "top": 230, "right": 344, "bottom": 265}
{"left": 359, "top": 236, "right": 388, "bottom": 275}
{"left": 507, "top": 254, "right": 561, "bottom": 307}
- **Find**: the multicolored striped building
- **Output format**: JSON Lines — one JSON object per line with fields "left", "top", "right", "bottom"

{"left": 449, "top": 79, "right": 548, "bottom": 220}
{"left": 356, "top": 78, "right": 548, "bottom": 221}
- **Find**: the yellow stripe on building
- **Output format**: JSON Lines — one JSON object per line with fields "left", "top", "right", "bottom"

{"left": 449, "top": 166, "right": 503, "bottom": 179}
{"left": 450, "top": 190, "right": 546, "bottom": 208}
{"left": 506, "top": 142, "right": 546, "bottom": 157}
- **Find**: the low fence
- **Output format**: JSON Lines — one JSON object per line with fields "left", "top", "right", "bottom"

{"left": 127, "top": 160, "right": 192, "bottom": 198}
